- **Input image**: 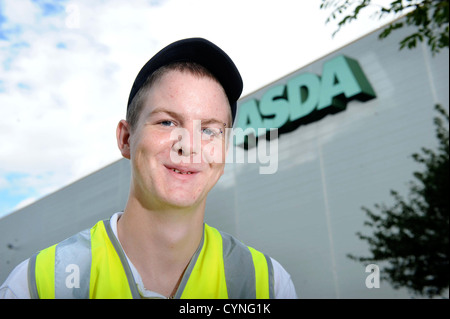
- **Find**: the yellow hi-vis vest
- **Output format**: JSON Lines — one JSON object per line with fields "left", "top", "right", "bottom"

{"left": 27, "top": 218, "right": 274, "bottom": 299}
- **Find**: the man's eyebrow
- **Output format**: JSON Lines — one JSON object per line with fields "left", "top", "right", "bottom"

{"left": 201, "top": 118, "right": 226, "bottom": 126}
{"left": 148, "top": 108, "right": 225, "bottom": 126}
{"left": 147, "top": 108, "right": 180, "bottom": 119}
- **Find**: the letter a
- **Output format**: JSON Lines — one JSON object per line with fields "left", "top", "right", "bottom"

{"left": 365, "top": 264, "right": 380, "bottom": 288}
{"left": 65, "top": 264, "right": 80, "bottom": 288}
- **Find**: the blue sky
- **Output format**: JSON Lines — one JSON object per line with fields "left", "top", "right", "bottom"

{"left": 0, "top": 0, "right": 396, "bottom": 218}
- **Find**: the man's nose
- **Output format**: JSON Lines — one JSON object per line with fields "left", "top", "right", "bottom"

{"left": 171, "top": 121, "right": 202, "bottom": 157}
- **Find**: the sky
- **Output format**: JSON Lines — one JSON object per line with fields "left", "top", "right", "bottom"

{"left": 0, "top": 0, "right": 397, "bottom": 218}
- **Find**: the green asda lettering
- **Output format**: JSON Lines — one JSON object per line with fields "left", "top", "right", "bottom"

{"left": 234, "top": 55, "right": 376, "bottom": 146}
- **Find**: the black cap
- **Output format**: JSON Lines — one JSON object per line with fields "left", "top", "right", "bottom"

{"left": 127, "top": 38, "right": 243, "bottom": 123}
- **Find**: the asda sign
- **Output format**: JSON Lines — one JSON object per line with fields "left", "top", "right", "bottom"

{"left": 234, "top": 55, "right": 376, "bottom": 146}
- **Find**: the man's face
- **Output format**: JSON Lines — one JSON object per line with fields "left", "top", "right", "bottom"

{"left": 126, "top": 70, "right": 230, "bottom": 210}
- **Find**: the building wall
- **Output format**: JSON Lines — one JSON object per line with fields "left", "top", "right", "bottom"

{"left": 205, "top": 24, "right": 448, "bottom": 298}
{"left": 1, "top": 22, "right": 448, "bottom": 298}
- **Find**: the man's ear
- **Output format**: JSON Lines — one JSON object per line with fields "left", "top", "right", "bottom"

{"left": 116, "top": 120, "right": 131, "bottom": 159}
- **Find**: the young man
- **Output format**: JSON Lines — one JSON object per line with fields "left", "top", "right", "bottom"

{"left": 0, "top": 38, "right": 297, "bottom": 299}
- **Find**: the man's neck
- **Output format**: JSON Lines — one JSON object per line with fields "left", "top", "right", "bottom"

{"left": 117, "top": 196, "right": 205, "bottom": 297}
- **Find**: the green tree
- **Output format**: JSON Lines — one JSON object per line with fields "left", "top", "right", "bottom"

{"left": 348, "top": 105, "right": 449, "bottom": 297}
{"left": 321, "top": 0, "right": 449, "bottom": 298}
{"left": 320, "top": 0, "right": 449, "bottom": 54}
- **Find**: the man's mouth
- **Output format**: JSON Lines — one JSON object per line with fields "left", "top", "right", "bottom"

{"left": 165, "top": 164, "right": 199, "bottom": 175}
{"left": 171, "top": 168, "right": 193, "bottom": 175}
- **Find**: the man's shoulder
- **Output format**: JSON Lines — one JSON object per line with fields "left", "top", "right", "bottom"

{"left": 208, "top": 225, "right": 270, "bottom": 258}
{"left": 206, "top": 224, "right": 298, "bottom": 299}
{"left": 0, "top": 218, "right": 109, "bottom": 300}
{"left": 0, "top": 258, "right": 30, "bottom": 299}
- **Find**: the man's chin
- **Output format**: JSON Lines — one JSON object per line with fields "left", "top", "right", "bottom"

{"left": 158, "top": 194, "right": 204, "bottom": 211}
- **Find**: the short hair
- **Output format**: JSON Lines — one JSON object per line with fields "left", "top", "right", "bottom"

{"left": 126, "top": 61, "right": 232, "bottom": 132}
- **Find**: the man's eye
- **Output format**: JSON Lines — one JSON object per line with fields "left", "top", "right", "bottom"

{"left": 202, "top": 127, "right": 223, "bottom": 137}
{"left": 160, "top": 120, "right": 174, "bottom": 127}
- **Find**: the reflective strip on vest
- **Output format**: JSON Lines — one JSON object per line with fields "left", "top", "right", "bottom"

{"left": 28, "top": 219, "right": 274, "bottom": 299}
